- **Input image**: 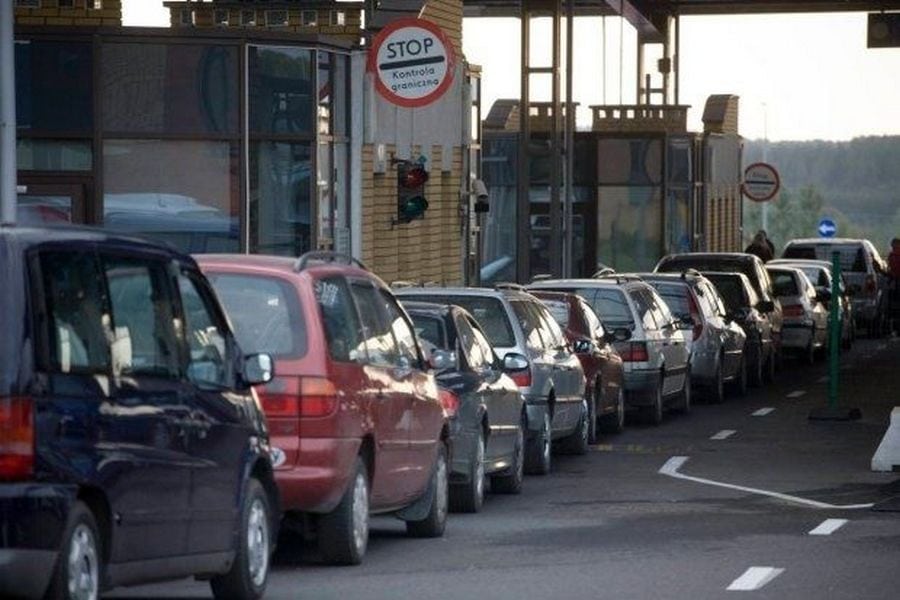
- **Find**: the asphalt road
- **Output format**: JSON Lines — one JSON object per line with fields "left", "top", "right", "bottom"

{"left": 111, "top": 337, "right": 900, "bottom": 600}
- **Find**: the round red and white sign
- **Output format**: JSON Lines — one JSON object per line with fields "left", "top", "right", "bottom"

{"left": 742, "top": 162, "right": 781, "bottom": 203}
{"left": 367, "top": 18, "right": 456, "bottom": 108}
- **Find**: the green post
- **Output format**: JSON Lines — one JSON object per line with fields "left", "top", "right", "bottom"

{"left": 829, "top": 251, "right": 841, "bottom": 409}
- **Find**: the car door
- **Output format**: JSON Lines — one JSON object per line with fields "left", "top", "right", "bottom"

{"left": 628, "top": 288, "right": 666, "bottom": 389}
{"left": 579, "top": 299, "right": 621, "bottom": 413}
{"left": 702, "top": 281, "right": 742, "bottom": 379}
{"left": 377, "top": 287, "right": 442, "bottom": 495}
{"left": 534, "top": 302, "right": 584, "bottom": 434}
{"left": 349, "top": 279, "right": 417, "bottom": 505}
{"left": 98, "top": 250, "right": 195, "bottom": 561}
{"left": 647, "top": 288, "right": 689, "bottom": 395}
{"left": 174, "top": 266, "right": 251, "bottom": 554}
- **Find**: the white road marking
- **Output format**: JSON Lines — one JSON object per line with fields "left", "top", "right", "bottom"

{"left": 752, "top": 407, "right": 775, "bottom": 416}
{"left": 809, "top": 518, "right": 848, "bottom": 535}
{"left": 658, "top": 456, "right": 875, "bottom": 510}
{"left": 727, "top": 567, "right": 785, "bottom": 591}
{"left": 711, "top": 429, "right": 737, "bottom": 440}
{"left": 786, "top": 390, "right": 806, "bottom": 398}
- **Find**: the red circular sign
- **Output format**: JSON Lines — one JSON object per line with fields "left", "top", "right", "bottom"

{"left": 742, "top": 162, "right": 781, "bottom": 203}
{"left": 367, "top": 18, "right": 456, "bottom": 108}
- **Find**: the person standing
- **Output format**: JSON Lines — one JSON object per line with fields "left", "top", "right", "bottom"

{"left": 744, "top": 230, "right": 774, "bottom": 262}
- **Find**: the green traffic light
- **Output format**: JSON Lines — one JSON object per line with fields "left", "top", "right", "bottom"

{"left": 400, "top": 195, "right": 429, "bottom": 222}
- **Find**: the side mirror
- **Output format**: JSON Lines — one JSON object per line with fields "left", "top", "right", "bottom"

{"left": 429, "top": 349, "right": 457, "bottom": 372}
{"left": 611, "top": 327, "right": 632, "bottom": 342}
{"left": 757, "top": 300, "right": 775, "bottom": 313}
{"left": 502, "top": 352, "right": 529, "bottom": 372}
{"left": 573, "top": 339, "right": 594, "bottom": 354}
{"left": 243, "top": 353, "right": 274, "bottom": 386}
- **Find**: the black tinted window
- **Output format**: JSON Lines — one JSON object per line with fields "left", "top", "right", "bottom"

{"left": 210, "top": 273, "right": 306, "bottom": 359}
{"left": 784, "top": 244, "right": 868, "bottom": 273}
{"left": 705, "top": 275, "right": 750, "bottom": 312}
{"left": 410, "top": 314, "right": 446, "bottom": 355}
{"left": 770, "top": 271, "right": 799, "bottom": 296}
{"left": 511, "top": 301, "right": 548, "bottom": 352}
{"left": 177, "top": 272, "right": 231, "bottom": 388}
{"left": 650, "top": 283, "right": 691, "bottom": 319}
{"left": 316, "top": 277, "right": 365, "bottom": 363}
{"left": 398, "top": 295, "right": 516, "bottom": 348}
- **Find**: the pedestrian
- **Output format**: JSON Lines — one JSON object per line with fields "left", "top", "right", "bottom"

{"left": 744, "top": 230, "right": 774, "bottom": 263}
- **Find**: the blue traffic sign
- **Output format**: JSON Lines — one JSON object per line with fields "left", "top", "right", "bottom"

{"left": 818, "top": 218, "right": 837, "bottom": 238}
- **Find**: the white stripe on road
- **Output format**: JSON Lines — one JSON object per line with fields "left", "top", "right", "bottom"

{"left": 711, "top": 429, "right": 737, "bottom": 440}
{"left": 786, "top": 390, "right": 806, "bottom": 398}
{"left": 727, "top": 567, "right": 785, "bottom": 591}
{"left": 752, "top": 407, "right": 775, "bottom": 416}
{"left": 658, "top": 456, "right": 875, "bottom": 510}
{"left": 809, "top": 518, "right": 848, "bottom": 536}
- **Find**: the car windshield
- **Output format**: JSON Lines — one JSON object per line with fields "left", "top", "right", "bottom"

{"left": 783, "top": 244, "right": 867, "bottom": 272}
{"left": 207, "top": 273, "right": 307, "bottom": 359}
{"left": 409, "top": 314, "right": 447, "bottom": 354}
{"left": 658, "top": 257, "right": 757, "bottom": 290}
{"left": 398, "top": 295, "right": 516, "bottom": 347}
{"left": 649, "top": 283, "right": 691, "bottom": 319}
{"left": 770, "top": 271, "right": 799, "bottom": 296}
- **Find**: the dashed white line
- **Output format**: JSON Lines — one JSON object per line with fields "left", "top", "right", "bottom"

{"left": 711, "top": 429, "right": 737, "bottom": 440}
{"left": 809, "top": 518, "right": 848, "bottom": 536}
{"left": 786, "top": 390, "right": 807, "bottom": 399}
{"left": 727, "top": 567, "right": 785, "bottom": 591}
{"left": 658, "top": 456, "right": 875, "bottom": 509}
{"left": 752, "top": 407, "right": 775, "bottom": 416}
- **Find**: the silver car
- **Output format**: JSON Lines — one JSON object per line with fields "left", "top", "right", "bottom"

{"left": 528, "top": 276, "right": 691, "bottom": 425}
{"left": 393, "top": 286, "right": 586, "bottom": 475}
{"left": 765, "top": 265, "right": 829, "bottom": 364}
{"left": 639, "top": 272, "right": 747, "bottom": 403}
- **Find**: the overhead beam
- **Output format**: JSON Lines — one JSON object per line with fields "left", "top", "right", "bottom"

{"left": 640, "top": 0, "right": 900, "bottom": 15}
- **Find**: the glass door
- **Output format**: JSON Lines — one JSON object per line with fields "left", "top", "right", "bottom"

{"left": 15, "top": 183, "right": 85, "bottom": 226}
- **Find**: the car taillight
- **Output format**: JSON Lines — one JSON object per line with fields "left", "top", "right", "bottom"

{"left": 618, "top": 342, "right": 649, "bottom": 362}
{"left": 258, "top": 377, "right": 338, "bottom": 418}
{"left": 865, "top": 275, "right": 877, "bottom": 294}
{"left": 509, "top": 367, "right": 532, "bottom": 388}
{"left": 439, "top": 389, "right": 460, "bottom": 418}
{"left": 0, "top": 396, "right": 34, "bottom": 481}
{"left": 783, "top": 304, "right": 805, "bottom": 318}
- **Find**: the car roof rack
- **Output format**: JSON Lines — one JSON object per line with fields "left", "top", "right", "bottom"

{"left": 390, "top": 280, "right": 419, "bottom": 288}
{"left": 531, "top": 273, "right": 552, "bottom": 282}
{"left": 592, "top": 267, "right": 617, "bottom": 278}
{"left": 294, "top": 251, "right": 369, "bottom": 273}
{"left": 494, "top": 282, "right": 526, "bottom": 292}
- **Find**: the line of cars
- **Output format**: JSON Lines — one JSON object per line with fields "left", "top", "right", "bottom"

{"left": 1, "top": 224, "right": 878, "bottom": 600}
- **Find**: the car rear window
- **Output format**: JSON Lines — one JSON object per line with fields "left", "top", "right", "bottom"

{"left": 540, "top": 298, "right": 570, "bottom": 328}
{"left": 537, "top": 286, "right": 634, "bottom": 328}
{"left": 399, "top": 295, "right": 516, "bottom": 348}
{"left": 648, "top": 283, "right": 690, "bottom": 319}
{"left": 770, "top": 271, "right": 799, "bottom": 296}
{"left": 705, "top": 274, "right": 751, "bottom": 312}
{"left": 208, "top": 273, "right": 307, "bottom": 359}
{"left": 409, "top": 314, "right": 447, "bottom": 354}
{"left": 783, "top": 244, "right": 868, "bottom": 272}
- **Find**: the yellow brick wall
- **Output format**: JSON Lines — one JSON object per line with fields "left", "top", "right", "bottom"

{"left": 362, "top": 144, "right": 463, "bottom": 285}
{"left": 419, "top": 0, "right": 463, "bottom": 60}
{"left": 165, "top": 5, "right": 362, "bottom": 42}
{"left": 15, "top": 0, "right": 121, "bottom": 26}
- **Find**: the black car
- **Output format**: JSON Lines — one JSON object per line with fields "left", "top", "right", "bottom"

{"left": 402, "top": 301, "right": 527, "bottom": 512}
{"left": 702, "top": 271, "right": 776, "bottom": 387}
{"left": 0, "top": 226, "right": 278, "bottom": 600}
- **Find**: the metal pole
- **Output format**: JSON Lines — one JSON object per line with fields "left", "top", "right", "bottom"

{"left": 517, "top": 4, "right": 531, "bottom": 283}
{"left": 563, "top": 0, "right": 574, "bottom": 277}
{"left": 1, "top": 0, "right": 16, "bottom": 226}
{"left": 549, "top": 0, "right": 562, "bottom": 278}
{"left": 829, "top": 251, "right": 841, "bottom": 409}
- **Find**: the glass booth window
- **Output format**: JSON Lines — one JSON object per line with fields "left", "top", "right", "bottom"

{"left": 17, "top": 139, "right": 92, "bottom": 171}
{"left": 596, "top": 186, "right": 662, "bottom": 272}
{"left": 102, "top": 43, "right": 238, "bottom": 135}
{"left": 317, "top": 51, "right": 332, "bottom": 136}
{"left": 249, "top": 46, "right": 314, "bottom": 136}
{"left": 15, "top": 40, "right": 92, "bottom": 133}
{"left": 250, "top": 142, "right": 312, "bottom": 256}
{"left": 103, "top": 140, "right": 240, "bottom": 254}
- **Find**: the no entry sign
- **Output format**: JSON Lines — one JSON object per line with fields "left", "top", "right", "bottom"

{"left": 368, "top": 18, "right": 456, "bottom": 108}
{"left": 742, "top": 162, "right": 781, "bottom": 203}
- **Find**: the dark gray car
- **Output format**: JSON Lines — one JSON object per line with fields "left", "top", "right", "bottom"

{"left": 402, "top": 301, "right": 527, "bottom": 512}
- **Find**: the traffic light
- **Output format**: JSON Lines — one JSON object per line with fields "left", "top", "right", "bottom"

{"left": 396, "top": 160, "right": 429, "bottom": 224}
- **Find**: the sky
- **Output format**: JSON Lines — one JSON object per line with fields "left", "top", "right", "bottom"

{"left": 122, "top": 1, "right": 900, "bottom": 142}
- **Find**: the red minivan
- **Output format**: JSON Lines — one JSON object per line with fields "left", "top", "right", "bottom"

{"left": 197, "top": 252, "right": 449, "bottom": 566}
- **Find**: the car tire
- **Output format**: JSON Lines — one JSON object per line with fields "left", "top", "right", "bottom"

{"left": 211, "top": 478, "right": 271, "bottom": 600}
{"left": 674, "top": 370, "right": 692, "bottom": 414}
{"left": 642, "top": 379, "right": 664, "bottom": 425}
{"left": 319, "top": 458, "right": 369, "bottom": 565}
{"left": 710, "top": 362, "right": 726, "bottom": 404}
{"left": 491, "top": 417, "right": 525, "bottom": 495}
{"left": 45, "top": 501, "right": 102, "bottom": 600}
{"left": 406, "top": 443, "right": 449, "bottom": 538}
{"left": 450, "top": 431, "right": 485, "bottom": 513}
{"left": 560, "top": 400, "right": 590, "bottom": 455}
{"left": 524, "top": 410, "right": 552, "bottom": 475}
{"left": 599, "top": 387, "right": 626, "bottom": 434}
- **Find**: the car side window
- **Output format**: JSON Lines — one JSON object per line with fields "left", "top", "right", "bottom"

{"left": 511, "top": 300, "right": 545, "bottom": 353}
{"left": 534, "top": 303, "right": 567, "bottom": 350}
{"left": 580, "top": 300, "right": 605, "bottom": 340}
{"left": 629, "top": 289, "right": 658, "bottom": 331}
{"left": 350, "top": 280, "right": 399, "bottom": 368}
{"left": 37, "top": 249, "right": 111, "bottom": 374}
{"left": 469, "top": 317, "right": 499, "bottom": 368}
{"left": 379, "top": 289, "right": 422, "bottom": 369}
{"left": 104, "top": 255, "right": 180, "bottom": 379}
{"left": 316, "top": 276, "right": 366, "bottom": 363}
{"left": 177, "top": 271, "right": 231, "bottom": 388}
{"left": 455, "top": 314, "right": 487, "bottom": 371}
{"left": 648, "top": 288, "right": 675, "bottom": 327}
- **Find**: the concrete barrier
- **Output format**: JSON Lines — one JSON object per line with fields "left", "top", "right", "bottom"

{"left": 872, "top": 407, "right": 900, "bottom": 472}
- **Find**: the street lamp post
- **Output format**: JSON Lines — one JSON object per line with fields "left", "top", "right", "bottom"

{"left": 1, "top": 0, "right": 17, "bottom": 226}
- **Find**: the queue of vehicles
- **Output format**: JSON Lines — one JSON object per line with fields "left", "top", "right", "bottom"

{"left": 0, "top": 225, "right": 884, "bottom": 600}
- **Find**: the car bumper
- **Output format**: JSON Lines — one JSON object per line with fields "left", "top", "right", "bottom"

{"left": 0, "top": 483, "right": 77, "bottom": 599}
{"left": 781, "top": 323, "right": 814, "bottom": 349}
{"left": 273, "top": 437, "right": 361, "bottom": 514}
{"left": 622, "top": 367, "right": 661, "bottom": 407}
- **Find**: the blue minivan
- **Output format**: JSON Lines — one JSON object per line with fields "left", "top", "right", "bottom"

{"left": 0, "top": 226, "right": 279, "bottom": 600}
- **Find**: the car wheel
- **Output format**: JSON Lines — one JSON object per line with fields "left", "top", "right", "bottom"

{"left": 450, "top": 430, "right": 485, "bottom": 513}
{"left": 211, "top": 478, "right": 271, "bottom": 600}
{"left": 491, "top": 416, "right": 525, "bottom": 495}
{"left": 710, "top": 362, "right": 726, "bottom": 404}
{"left": 674, "top": 370, "right": 692, "bottom": 414}
{"left": 319, "top": 458, "right": 369, "bottom": 565}
{"left": 524, "top": 410, "right": 552, "bottom": 475}
{"left": 561, "top": 400, "right": 590, "bottom": 455}
{"left": 600, "top": 387, "right": 626, "bottom": 434}
{"left": 406, "top": 443, "right": 449, "bottom": 538}
{"left": 45, "top": 501, "right": 101, "bottom": 600}
{"left": 642, "top": 379, "right": 664, "bottom": 425}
